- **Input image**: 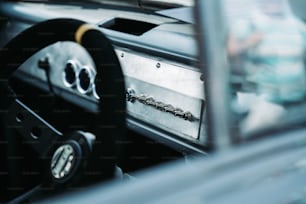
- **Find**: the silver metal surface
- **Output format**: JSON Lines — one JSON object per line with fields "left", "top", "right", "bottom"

{"left": 125, "top": 77, "right": 203, "bottom": 139}
{"left": 51, "top": 144, "right": 76, "bottom": 180}
{"left": 126, "top": 91, "right": 197, "bottom": 122}
{"left": 117, "top": 49, "right": 205, "bottom": 100}
{"left": 16, "top": 41, "right": 98, "bottom": 102}
{"left": 118, "top": 48, "right": 205, "bottom": 140}
{"left": 77, "top": 66, "right": 95, "bottom": 95}
{"left": 14, "top": 42, "right": 205, "bottom": 141}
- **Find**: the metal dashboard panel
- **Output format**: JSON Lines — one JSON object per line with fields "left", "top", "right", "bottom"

{"left": 14, "top": 42, "right": 205, "bottom": 141}
{"left": 116, "top": 49, "right": 205, "bottom": 139}
{"left": 13, "top": 42, "right": 99, "bottom": 111}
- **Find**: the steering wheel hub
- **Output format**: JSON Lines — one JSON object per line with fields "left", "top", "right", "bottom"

{"left": 51, "top": 143, "right": 78, "bottom": 180}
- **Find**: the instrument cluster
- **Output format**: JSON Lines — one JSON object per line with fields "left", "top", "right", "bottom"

{"left": 63, "top": 59, "right": 100, "bottom": 100}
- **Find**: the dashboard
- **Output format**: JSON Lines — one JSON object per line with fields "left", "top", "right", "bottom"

{"left": 1, "top": 1, "right": 206, "bottom": 153}
{"left": 3, "top": 1, "right": 306, "bottom": 204}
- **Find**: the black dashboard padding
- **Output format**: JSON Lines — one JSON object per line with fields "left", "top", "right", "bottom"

{"left": 0, "top": 18, "right": 126, "bottom": 186}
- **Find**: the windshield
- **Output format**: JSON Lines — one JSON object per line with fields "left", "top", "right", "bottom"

{"left": 224, "top": 0, "right": 306, "bottom": 138}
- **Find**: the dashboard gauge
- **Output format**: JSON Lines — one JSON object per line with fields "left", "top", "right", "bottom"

{"left": 77, "top": 66, "right": 94, "bottom": 95}
{"left": 63, "top": 58, "right": 98, "bottom": 100}
{"left": 63, "top": 60, "right": 78, "bottom": 88}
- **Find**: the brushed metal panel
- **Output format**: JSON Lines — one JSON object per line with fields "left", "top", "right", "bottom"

{"left": 116, "top": 49, "right": 205, "bottom": 100}
{"left": 125, "top": 76, "right": 203, "bottom": 139}
{"left": 16, "top": 41, "right": 97, "bottom": 102}
{"left": 117, "top": 48, "right": 205, "bottom": 140}
{"left": 15, "top": 42, "right": 205, "bottom": 140}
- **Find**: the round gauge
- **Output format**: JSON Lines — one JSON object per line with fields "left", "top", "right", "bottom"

{"left": 77, "top": 66, "right": 93, "bottom": 94}
{"left": 63, "top": 60, "right": 78, "bottom": 88}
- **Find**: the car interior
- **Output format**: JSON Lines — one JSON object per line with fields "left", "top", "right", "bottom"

{"left": 1, "top": 0, "right": 306, "bottom": 203}
{"left": 0, "top": 0, "right": 207, "bottom": 202}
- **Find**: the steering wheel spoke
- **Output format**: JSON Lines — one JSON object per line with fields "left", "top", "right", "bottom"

{"left": 6, "top": 99, "right": 62, "bottom": 157}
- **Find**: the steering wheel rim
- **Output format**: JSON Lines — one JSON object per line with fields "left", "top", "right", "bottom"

{"left": 0, "top": 18, "right": 126, "bottom": 199}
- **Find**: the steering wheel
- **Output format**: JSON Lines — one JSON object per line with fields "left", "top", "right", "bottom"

{"left": 0, "top": 18, "right": 125, "bottom": 200}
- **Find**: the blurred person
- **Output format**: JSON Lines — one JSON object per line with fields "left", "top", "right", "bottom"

{"left": 227, "top": 0, "right": 306, "bottom": 133}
